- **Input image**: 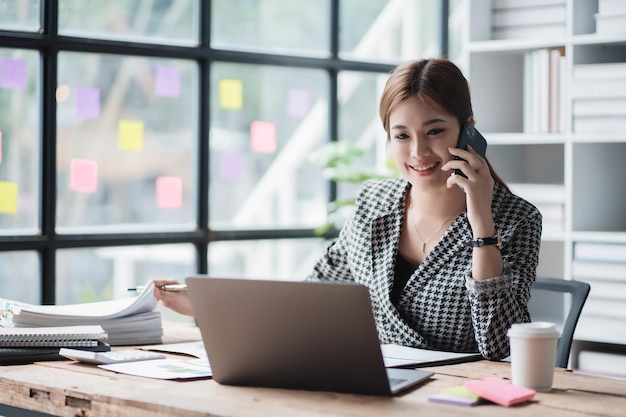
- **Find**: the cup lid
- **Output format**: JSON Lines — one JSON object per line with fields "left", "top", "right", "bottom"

{"left": 507, "top": 322, "right": 559, "bottom": 338}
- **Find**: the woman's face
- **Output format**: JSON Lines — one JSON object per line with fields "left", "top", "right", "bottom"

{"left": 388, "top": 96, "right": 462, "bottom": 192}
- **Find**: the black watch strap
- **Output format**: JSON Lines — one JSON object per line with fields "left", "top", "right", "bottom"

{"left": 470, "top": 231, "right": 501, "bottom": 250}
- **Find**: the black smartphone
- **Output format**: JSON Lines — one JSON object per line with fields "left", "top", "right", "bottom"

{"left": 454, "top": 122, "right": 488, "bottom": 178}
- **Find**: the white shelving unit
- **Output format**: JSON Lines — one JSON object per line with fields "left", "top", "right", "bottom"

{"left": 460, "top": 0, "right": 626, "bottom": 347}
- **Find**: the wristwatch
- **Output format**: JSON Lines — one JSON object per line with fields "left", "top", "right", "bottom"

{"left": 470, "top": 231, "right": 501, "bottom": 250}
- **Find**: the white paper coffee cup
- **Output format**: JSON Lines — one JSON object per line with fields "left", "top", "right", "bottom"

{"left": 507, "top": 322, "right": 559, "bottom": 391}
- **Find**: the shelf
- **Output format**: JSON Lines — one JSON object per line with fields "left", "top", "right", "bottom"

{"left": 466, "top": 0, "right": 626, "bottom": 349}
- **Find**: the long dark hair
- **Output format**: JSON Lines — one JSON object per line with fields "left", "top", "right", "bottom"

{"left": 379, "top": 58, "right": 507, "bottom": 188}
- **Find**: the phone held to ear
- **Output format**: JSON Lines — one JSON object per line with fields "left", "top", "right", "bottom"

{"left": 454, "top": 122, "right": 488, "bottom": 178}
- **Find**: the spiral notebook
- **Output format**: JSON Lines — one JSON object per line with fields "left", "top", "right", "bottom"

{"left": 0, "top": 325, "right": 108, "bottom": 347}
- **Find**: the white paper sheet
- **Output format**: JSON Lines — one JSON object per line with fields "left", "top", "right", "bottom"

{"left": 99, "top": 358, "right": 212, "bottom": 380}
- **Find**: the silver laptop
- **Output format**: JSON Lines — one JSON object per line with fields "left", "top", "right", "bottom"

{"left": 186, "top": 276, "right": 433, "bottom": 396}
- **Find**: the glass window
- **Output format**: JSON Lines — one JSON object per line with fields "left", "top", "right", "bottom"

{"left": 56, "top": 244, "right": 196, "bottom": 304}
{"left": 208, "top": 238, "right": 327, "bottom": 280}
{"left": 331, "top": 71, "right": 394, "bottom": 228}
{"left": 0, "top": 0, "right": 40, "bottom": 32}
{"left": 211, "top": 0, "right": 330, "bottom": 57}
{"left": 58, "top": 0, "right": 199, "bottom": 46}
{"left": 0, "top": 250, "right": 39, "bottom": 303}
{"left": 209, "top": 62, "right": 328, "bottom": 229}
{"left": 56, "top": 52, "right": 198, "bottom": 233}
{"left": 0, "top": 48, "right": 40, "bottom": 234}
{"left": 339, "top": 0, "right": 441, "bottom": 63}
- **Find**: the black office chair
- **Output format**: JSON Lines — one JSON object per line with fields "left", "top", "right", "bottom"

{"left": 528, "top": 277, "right": 590, "bottom": 369}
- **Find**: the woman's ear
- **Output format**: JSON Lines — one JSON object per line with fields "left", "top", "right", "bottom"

{"left": 467, "top": 116, "right": 476, "bottom": 125}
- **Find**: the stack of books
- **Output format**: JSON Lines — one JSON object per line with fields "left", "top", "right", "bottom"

{"left": 491, "top": 0, "right": 566, "bottom": 41}
{"left": 595, "top": 0, "right": 626, "bottom": 35}
{"left": 572, "top": 242, "right": 626, "bottom": 344}
{"left": 572, "top": 62, "right": 626, "bottom": 134}
{"left": 523, "top": 48, "right": 566, "bottom": 134}
{"left": 1, "top": 281, "right": 162, "bottom": 346}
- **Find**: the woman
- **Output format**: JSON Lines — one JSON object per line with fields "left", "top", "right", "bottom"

{"left": 155, "top": 58, "right": 542, "bottom": 360}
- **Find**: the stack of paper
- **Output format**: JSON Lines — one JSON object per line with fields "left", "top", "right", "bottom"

{"left": 0, "top": 282, "right": 162, "bottom": 346}
{"left": 571, "top": 62, "right": 626, "bottom": 134}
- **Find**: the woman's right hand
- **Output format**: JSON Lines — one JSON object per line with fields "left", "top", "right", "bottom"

{"left": 152, "top": 278, "right": 195, "bottom": 317}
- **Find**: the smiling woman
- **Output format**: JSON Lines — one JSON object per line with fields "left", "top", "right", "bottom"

{"left": 305, "top": 58, "right": 543, "bottom": 361}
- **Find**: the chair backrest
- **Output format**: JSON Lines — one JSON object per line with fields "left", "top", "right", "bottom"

{"left": 528, "top": 277, "right": 590, "bottom": 368}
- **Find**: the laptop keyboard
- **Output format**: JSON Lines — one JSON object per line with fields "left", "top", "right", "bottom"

{"left": 389, "top": 377, "right": 408, "bottom": 387}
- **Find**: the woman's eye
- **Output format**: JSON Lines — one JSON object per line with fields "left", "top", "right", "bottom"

{"left": 427, "top": 128, "right": 444, "bottom": 136}
{"left": 393, "top": 133, "right": 408, "bottom": 140}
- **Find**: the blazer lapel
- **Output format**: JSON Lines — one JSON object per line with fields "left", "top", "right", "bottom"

{"left": 369, "top": 183, "right": 409, "bottom": 295}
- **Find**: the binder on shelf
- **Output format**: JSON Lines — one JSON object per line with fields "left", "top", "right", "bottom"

{"left": 492, "top": 23, "right": 565, "bottom": 41}
{"left": 571, "top": 78, "right": 626, "bottom": 99}
{"left": 595, "top": 12, "right": 626, "bottom": 35}
{"left": 598, "top": 0, "right": 626, "bottom": 16}
{"left": 0, "top": 281, "right": 162, "bottom": 346}
{"left": 573, "top": 242, "right": 626, "bottom": 262}
{"left": 493, "top": 0, "right": 565, "bottom": 9}
{"left": 492, "top": 4, "right": 565, "bottom": 27}
{"left": 573, "top": 62, "right": 626, "bottom": 80}
{"left": 573, "top": 98, "right": 626, "bottom": 117}
{"left": 572, "top": 260, "right": 626, "bottom": 281}
{"left": 573, "top": 116, "right": 626, "bottom": 134}
{"left": 0, "top": 325, "right": 107, "bottom": 347}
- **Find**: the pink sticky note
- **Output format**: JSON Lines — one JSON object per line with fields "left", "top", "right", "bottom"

{"left": 75, "top": 87, "right": 101, "bottom": 119}
{"left": 287, "top": 88, "right": 311, "bottom": 118}
{"left": 0, "top": 57, "right": 27, "bottom": 90}
{"left": 250, "top": 120, "right": 277, "bottom": 154}
{"left": 70, "top": 159, "right": 98, "bottom": 193}
{"left": 465, "top": 378, "right": 535, "bottom": 407}
{"left": 155, "top": 66, "right": 181, "bottom": 98}
{"left": 220, "top": 150, "right": 245, "bottom": 181}
{"left": 156, "top": 176, "right": 183, "bottom": 208}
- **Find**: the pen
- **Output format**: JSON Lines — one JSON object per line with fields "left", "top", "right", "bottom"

{"left": 126, "top": 284, "right": 188, "bottom": 292}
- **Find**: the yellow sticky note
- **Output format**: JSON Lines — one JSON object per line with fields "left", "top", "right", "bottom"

{"left": 0, "top": 181, "right": 18, "bottom": 214}
{"left": 219, "top": 78, "right": 243, "bottom": 109}
{"left": 118, "top": 119, "right": 144, "bottom": 151}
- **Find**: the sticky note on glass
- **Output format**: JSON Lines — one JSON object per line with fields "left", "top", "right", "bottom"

{"left": 155, "top": 66, "right": 181, "bottom": 98}
{"left": 70, "top": 158, "right": 98, "bottom": 193}
{"left": 220, "top": 150, "right": 245, "bottom": 181}
{"left": 219, "top": 78, "right": 243, "bottom": 109}
{"left": 118, "top": 119, "right": 144, "bottom": 151}
{"left": 250, "top": 121, "right": 276, "bottom": 154}
{"left": 75, "top": 87, "right": 101, "bottom": 119}
{"left": 156, "top": 176, "right": 183, "bottom": 208}
{"left": 0, "top": 181, "right": 18, "bottom": 214}
{"left": 287, "top": 88, "right": 311, "bottom": 118}
{"left": 0, "top": 57, "right": 27, "bottom": 90}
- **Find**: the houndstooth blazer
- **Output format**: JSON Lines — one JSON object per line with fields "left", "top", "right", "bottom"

{"left": 307, "top": 178, "right": 542, "bottom": 360}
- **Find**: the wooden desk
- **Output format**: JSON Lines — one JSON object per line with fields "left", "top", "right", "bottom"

{"left": 1, "top": 323, "right": 624, "bottom": 417}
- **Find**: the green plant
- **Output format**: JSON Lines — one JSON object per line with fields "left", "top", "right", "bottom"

{"left": 309, "top": 141, "right": 398, "bottom": 235}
